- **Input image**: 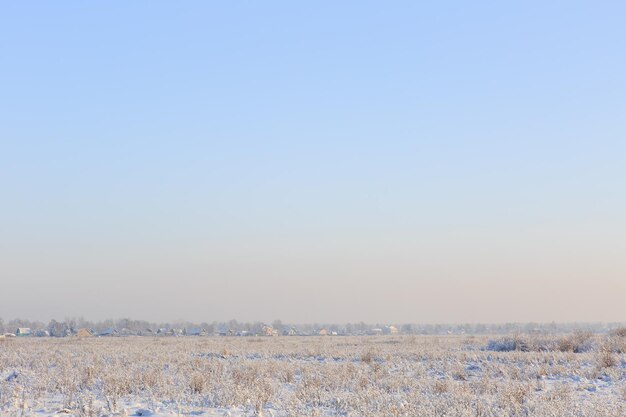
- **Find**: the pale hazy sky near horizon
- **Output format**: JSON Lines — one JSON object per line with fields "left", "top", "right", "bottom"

{"left": 1, "top": 2, "right": 625, "bottom": 324}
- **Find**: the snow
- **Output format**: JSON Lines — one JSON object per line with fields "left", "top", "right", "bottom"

{"left": 1, "top": 335, "right": 624, "bottom": 416}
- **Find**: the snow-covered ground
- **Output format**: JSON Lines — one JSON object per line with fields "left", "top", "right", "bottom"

{"left": 1, "top": 334, "right": 624, "bottom": 416}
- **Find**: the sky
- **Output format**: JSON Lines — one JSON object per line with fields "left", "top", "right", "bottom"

{"left": 1, "top": 2, "right": 625, "bottom": 324}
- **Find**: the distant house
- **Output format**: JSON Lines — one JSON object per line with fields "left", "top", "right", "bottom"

{"left": 34, "top": 329, "right": 50, "bottom": 337}
{"left": 157, "top": 328, "right": 168, "bottom": 336}
{"left": 184, "top": 328, "right": 205, "bottom": 336}
{"left": 139, "top": 328, "right": 154, "bottom": 336}
{"left": 76, "top": 328, "right": 93, "bottom": 338}
{"left": 318, "top": 328, "right": 328, "bottom": 336}
{"left": 286, "top": 327, "right": 298, "bottom": 336}
{"left": 261, "top": 326, "right": 277, "bottom": 336}
{"left": 383, "top": 326, "right": 399, "bottom": 335}
{"left": 16, "top": 328, "right": 32, "bottom": 337}
{"left": 369, "top": 328, "right": 383, "bottom": 336}
{"left": 119, "top": 328, "right": 135, "bottom": 336}
{"left": 98, "top": 328, "right": 118, "bottom": 337}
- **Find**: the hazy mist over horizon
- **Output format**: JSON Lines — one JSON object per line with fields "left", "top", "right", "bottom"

{"left": 2, "top": 2, "right": 625, "bottom": 325}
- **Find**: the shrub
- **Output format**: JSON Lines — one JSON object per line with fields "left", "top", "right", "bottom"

{"left": 611, "top": 327, "right": 626, "bottom": 338}
{"left": 558, "top": 330, "right": 593, "bottom": 353}
{"left": 597, "top": 344, "right": 617, "bottom": 368}
{"left": 190, "top": 373, "right": 205, "bottom": 394}
{"left": 360, "top": 350, "right": 375, "bottom": 364}
{"left": 486, "top": 336, "right": 529, "bottom": 352}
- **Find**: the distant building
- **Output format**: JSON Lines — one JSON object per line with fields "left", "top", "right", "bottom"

{"left": 318, "top": 328, "right": 329, "bottom": 336}
{"left": 76, "top": 328, "right": 93, "bottom": 338}
{"left": 98, "top": 328, "right": 118, "bottom": 337}
{"left": 261, "top": 326, "right": 278, "bottom": 336}
{"left": 16, "top": 328, "right": 32, "bottom": 337}
{"left": 184, "top": 328, "right": 205, "bottom": 336}
{"left": 139, "top": 328, "right": 154, "bottom": 336}
{"left": 369, "top": 328, "right": 383, "bottom": 335}
{"left": 383, "top": 326, "right": 399, "bottom": 335}
{"left": 119, "top": 328, "right": 135, "bottom": 336}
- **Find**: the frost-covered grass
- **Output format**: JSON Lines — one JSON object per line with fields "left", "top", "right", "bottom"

{"left": 0, "top": 334, "right": 624, "bottom": 416}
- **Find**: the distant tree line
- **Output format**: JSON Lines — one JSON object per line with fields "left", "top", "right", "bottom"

{"left": 0, "top": 317, "right": 624, "bottom": 336}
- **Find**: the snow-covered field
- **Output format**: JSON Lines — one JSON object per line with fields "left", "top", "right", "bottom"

{"left": 1, "top": 333, "right": 624, "bottom": 416}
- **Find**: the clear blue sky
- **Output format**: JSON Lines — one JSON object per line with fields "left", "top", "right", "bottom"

{"left": 1, "top": 2, "right": 625, "bottom": 323}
